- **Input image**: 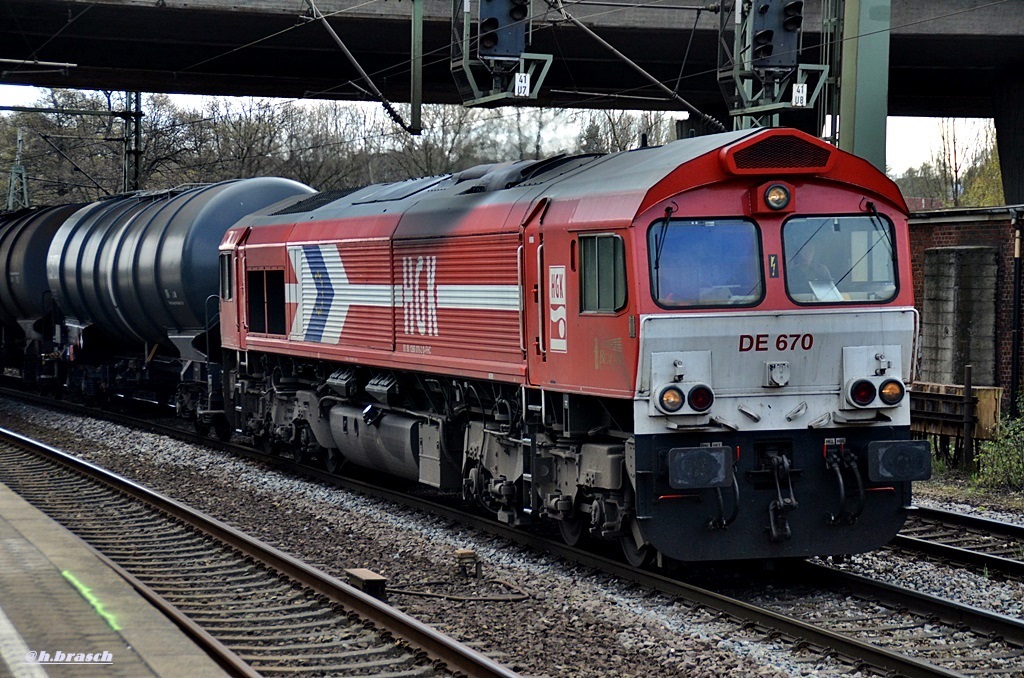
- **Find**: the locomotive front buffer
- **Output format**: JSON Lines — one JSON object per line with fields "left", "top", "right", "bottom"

{"left": 634, "top": 312, "right": 932, "bottom": 561}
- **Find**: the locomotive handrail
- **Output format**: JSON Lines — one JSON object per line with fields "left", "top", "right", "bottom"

{"left": 517, "top": 245, "right": 525, "bottom": 353}
{"left": 536, "top": 243, "right": 545, "bottom": 357}
{"left": 911, "top": 307, "right": 921, "bottom": 383}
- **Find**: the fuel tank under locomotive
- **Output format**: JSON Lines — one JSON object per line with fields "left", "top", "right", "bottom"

{"left": 46, "top": 178, "right": 314, "bottom": 359}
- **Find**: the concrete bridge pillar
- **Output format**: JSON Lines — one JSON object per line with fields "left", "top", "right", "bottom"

{"left": 994, "top": 71, "right": 1024, "bottom": 205}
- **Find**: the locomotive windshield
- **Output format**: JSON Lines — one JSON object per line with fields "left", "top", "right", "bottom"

{"left": 649, "top": 219, "right": 763, "bottom": 307}
{"left": 783, "top": 215, "right": 897, "bottom": 304}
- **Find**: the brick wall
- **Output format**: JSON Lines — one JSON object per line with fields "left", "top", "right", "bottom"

{"left": 909, "top": 209, "right": 1021, "bottom": 410}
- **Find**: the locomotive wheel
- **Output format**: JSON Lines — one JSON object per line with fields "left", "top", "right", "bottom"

{"left": 256, "top": 434, "right": 276, "bottom": 456}
{"left": 558, "top": 517, "right": 587, "bottom": 547}
{"left": 194, "top": 419, "right": 211, "bottom": 437}
{"left": 620, "top": 536, "right": 654, "bottom": 568}
{"left": 213, "top": 415, "right": 232, "bottom": 442}
{"left": 557, "top": 497, "right": 591, "bottom": 547}
{"left": 620, "top": 519, "right": 655, "bottom": 568}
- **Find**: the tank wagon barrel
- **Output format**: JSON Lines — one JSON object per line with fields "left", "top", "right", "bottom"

{"left": 46, "top": 178, "right": 314, "bottom": 359}
{"left": 0, "top": 204, "right": 84, "bottom": 332}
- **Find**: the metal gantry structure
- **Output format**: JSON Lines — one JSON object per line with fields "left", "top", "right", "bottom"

{"left": 719, "top": 0, "right": 891, "bottom": 170}
{"left": 450, "top": 0, "right": 552, "bottom": 106}
{"left": 1, "top": 94, "right": 145, "bottom": 199}
{"left": 716, "top": 0, "right": 839, "bottom": 134}
{"left": 6, "top": 128, "right": 29, "bottom": 211}
{"left": 2, "top": 0, "right": 894, "bottom": 202}
{"left": 446, "top": 0, "right": 888, "bottom": 168}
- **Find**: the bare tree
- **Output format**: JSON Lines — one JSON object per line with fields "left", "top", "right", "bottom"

{"left": 380, "top": 105, "right": 494, "bottom": 180}
{"left": 572, "top": 109, "right": 674, "bottom": 153}
{"left": 278, "top": 102, "right": 391, "bottom": 190}
{"left": 2, "top": 92, "right": 700, "bottom": 209}
{"left": 934, "top": 118, "right": 968, "bottom": 207}
{"left": 0, "top": 89, "right": 126, "bottom": 203}
{"left": 960, "top": 122, "right": 1004, "bottom": 207}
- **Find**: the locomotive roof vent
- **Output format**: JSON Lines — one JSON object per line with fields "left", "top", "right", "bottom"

{"left": 272, "top": 187, "right": 364, "bottom": 215}
{"left": 721, "top": 130, "right": 835, "bottom": 175}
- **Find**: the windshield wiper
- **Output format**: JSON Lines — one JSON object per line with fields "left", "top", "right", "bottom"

{"left": 652, "top": 205, "right": 674, "bottom": 298}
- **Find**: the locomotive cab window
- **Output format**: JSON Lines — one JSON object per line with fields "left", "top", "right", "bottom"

{"left": 219, "top": 253, "right": 233, "bottom": 301}
{"left": 580, "top": 233, "right": 627, "bottom": 313}
{"left": 247, "top": 269, "right": 286, "bottom": 335}
{"left": 783, "top": 215, "right": 897, "bottom": 304}
{"left": 649, "top": 219, "right": 763, "bottom": 307}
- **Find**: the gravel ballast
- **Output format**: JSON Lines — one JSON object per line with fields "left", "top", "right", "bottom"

{"left": 2, "top": 398, "right": 1021, "bottom": 676}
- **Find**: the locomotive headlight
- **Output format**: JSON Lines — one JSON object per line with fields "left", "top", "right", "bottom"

{"left": 879, "top": 379, "right": 905, "bottom": 406}
{"left": 849, "top": 379, "right": 877, "bottom": 407}
{"left": 764, "top": 184, "right": 791, "bottom": 210}
{"left": 687, "top": 384, "right": 715, "bottom": 412}
{"left": 658, "top": 385, "right": 686, "bottom": 413}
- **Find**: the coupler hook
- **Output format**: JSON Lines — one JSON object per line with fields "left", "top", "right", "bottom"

{"left": 767, "top": 454, "right": 797, "bottom": 541}
{"left": 825, "top": 441, "right": 865, "bottom": 525}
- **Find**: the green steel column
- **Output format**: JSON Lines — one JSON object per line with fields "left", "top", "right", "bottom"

{"left": 410, "top": 0, "right": 423, "bottom": 134}
{"left": 838, "top": 0, "right": 890, "bottom": 170}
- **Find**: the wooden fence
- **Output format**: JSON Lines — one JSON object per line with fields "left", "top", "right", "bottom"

{"left": 909, "top": 367, "right": 1003, "bottom": 470}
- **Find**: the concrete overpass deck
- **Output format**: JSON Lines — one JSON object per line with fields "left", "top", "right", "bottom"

{"left": 0, "top": 0, "right": 1021, "bottom": 120}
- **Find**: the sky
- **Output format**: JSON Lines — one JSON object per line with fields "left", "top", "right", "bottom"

{"left": 0, "top": 83, "right": 984, "bottom": 178}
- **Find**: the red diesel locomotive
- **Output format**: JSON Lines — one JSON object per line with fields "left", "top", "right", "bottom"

{"left": 214, "top": 127, "right": 930, "bottom": 564}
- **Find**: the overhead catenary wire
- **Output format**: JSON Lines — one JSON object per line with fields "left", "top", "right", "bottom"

{"left": 4, "top": 0, "right": 1014, "bottom": 182}
{"left": 1, "top": 2, "right": 95, "bottom": 77}
{"left": 3, "top": 0, "right": 1014, "bottom": 118}
{"left": 300, "top": 0, "right": 419, "bottom": 134}
{"left": 167, "top": 0, "right": 713, "bottom": 114}
{"left": 548, "top": 0, "right": 725, "bottom": 131}
{"left": 35, "top": 132, "right": 111, "bottom": 196}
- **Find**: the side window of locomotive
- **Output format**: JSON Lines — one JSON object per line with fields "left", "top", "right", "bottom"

{"left": 247, "top": 269, "right": 287, "bottom": 335}
{"left": 219, "top": 254, "right": 233, "bottom": 301}
{"left": 648, "top": 219, "right": 763, "bottom": 307}
{"left": 783, "top": 216, "right": 897, "bottom": 304}
{"left": 579, "top": 233, "right": 627, "bottom": 313}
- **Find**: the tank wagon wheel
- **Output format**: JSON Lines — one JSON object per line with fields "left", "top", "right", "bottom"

{"left": 323, "top": 448, "right": 343, "bottom": 474}
{"left": 255, "top": 433, "right": 277, "bottom": 456}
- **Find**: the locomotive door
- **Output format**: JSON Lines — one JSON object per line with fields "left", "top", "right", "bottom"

{"left": 525, "top": 211, "right": 636, "bottom": 394}
{"left": 523, "top": 200, "right": 573, "bottom": 388}
{"left": 523, "top": 222, "right": 545, "bottom": 370}
{"left": 218, "top": 226, "right": 251, "bottom": 350}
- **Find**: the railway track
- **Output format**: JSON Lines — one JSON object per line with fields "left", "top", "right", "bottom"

{"left": 4, "top": 390, "right": 1024, "bottom": 676}
{"left": 893, "top": 506, "right": 1024, "bottom": 579}
{"left": 0, "top": 425, "right": 516, "bottom": 678}
{"left": 760, "top": 561, "right": 1024, "bottom": 675}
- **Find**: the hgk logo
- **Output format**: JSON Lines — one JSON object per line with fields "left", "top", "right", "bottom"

{"left": 403, "top": 255, "right": 438, "bottom": 337}
{"left": 548, "top": 265, "right": 567, "bottom": 352}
